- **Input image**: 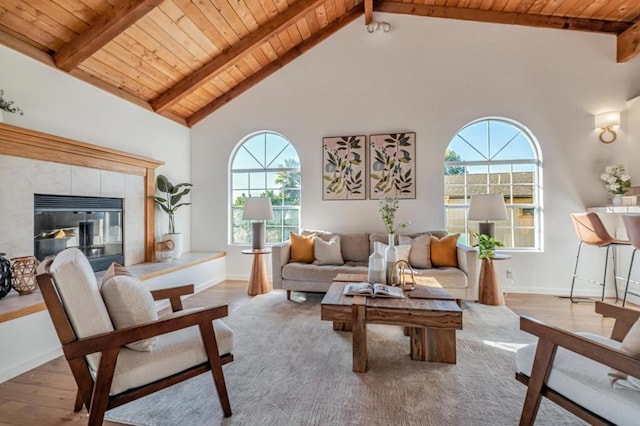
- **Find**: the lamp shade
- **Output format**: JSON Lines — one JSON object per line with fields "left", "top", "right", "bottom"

{"left": 595, "top": 111, "right": 620, "bottom": 129}
{"left": 242, "top": 197, "right": 274, "bottom": 221}
{"left": 468, "top": 194, "right": 507, "bottom": 221}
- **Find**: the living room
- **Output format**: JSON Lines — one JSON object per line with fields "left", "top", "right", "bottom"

{"left": 1, "top": 2, "right": 640, "bottom": 424}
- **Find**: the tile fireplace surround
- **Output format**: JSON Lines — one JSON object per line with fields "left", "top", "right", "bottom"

{"left": 0, "top": 123, "right": 163, "bottom": 265}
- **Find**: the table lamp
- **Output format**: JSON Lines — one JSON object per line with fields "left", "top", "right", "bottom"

{"left": 242, "top": 197, "right": 274, "bottom": 250}
{"left": 468, "top": 194, "right": 507, "bottom": 238}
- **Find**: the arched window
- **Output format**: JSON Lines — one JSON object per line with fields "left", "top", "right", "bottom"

{"left": 230, "top": 131, "right": 301, "bottom": 245}
{"left": 444, "top": 118, "right": 542, "bottom": 250}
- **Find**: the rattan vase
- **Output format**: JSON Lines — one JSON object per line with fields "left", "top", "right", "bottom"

{"left": 10, "top": 256, "right": 39, "bottom": 295}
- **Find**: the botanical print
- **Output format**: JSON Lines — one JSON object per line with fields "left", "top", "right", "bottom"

{"left": 322, "top": 135, "right": 366, "bottom": 200}
{"left": 369, "top": 132, "right": 416, "bottom": 199}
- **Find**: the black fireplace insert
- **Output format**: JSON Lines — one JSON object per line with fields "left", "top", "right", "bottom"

{"left": 34, "top": 194, "right": 124, "bottom": 272}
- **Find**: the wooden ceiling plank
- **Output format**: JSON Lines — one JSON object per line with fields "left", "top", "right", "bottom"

{"left": 580, "top": 0, "right": 610, "bottom": 19}
{"left": 325, "top": 0, "right": 339, "bottom": 22}
{"left": 52, "top": 0, "right": 101, "bottom": 26}
{"left": 31, "top": 0, "right": 91, "bottom": 34}
{"left": 287, "top": 23, "right": 304, "bottom": 45}
{"left": 151, "top": 0, "right": 328, "bottom": 113}
{"left": 0, "top": 4, "right": 70, "bottom": 50}
{"left": 467, "top": 1, "right": 485, "bottom": 9}
{"left": 305, "top": 8, "right": 322, "bottom": 33}
{"left": 136, "top": 17, "right": 206, "bottom": 70}
{"left": 115, "top": 33, "right": 186, "bottom": 82}
{"left": 490, "top": 1, "right": 510, "bottom": 12}
{"left": 335, "top": 0, "right": 347, "bottom": 17}
{"left": 4, "top": 0, "right": 79, "bottom": 41}
{"left": 554, "top": 0, "right": 592, "bottom": 17}
{"left": 260, "top": 0, "right": 282, "bottom": 19}
{"left": 226, "top": 0, "right": 260, "bottom": 33}
{"left": 158, "top": 1, "right": 220, "bottom": 55}
{"left": 190, "top": 0, "right": 241, "bottom": 46}
{"left": 92, "top": 47, "right": 170, "bottom": 93}
{"left": 375, "top": 2, "right": 632, "bottom": 33}
{"left": 315, "top": 4, "right": 330, "bottom": 28}
{"left": 121, "top": 26, "right": 192, "bottom": 77}
{"left": 515, "top": 0, "right": 537, "bottom": 13}
{"left": 274, "top": 0, "right": 291, "bottom": 14}
{"left": 172, "top": 0, "right": 230, "bottom": 52}
{"left": 54, "top": 0, "right": 165, "bottom": 72}
{"left": 260, "top": 40, "right": 279, "bottom": 61}
{"left": 244, "top": 53, "right": 263, "bottom": 72}
{"left": 187, "top": 6, "right": 364, "bottom": 126}
{"left": 213, "top": 0, "right": 253, "bottom": 38}
{"left": 226, "top": 64, "right": 248, "bottom": 83}
{"left": 597, "top": 0, "right": 636, "bottom": 21}
{"left": 147, "top": 7, "right": 213, "bottom": 63}
{"left": 79, "top": 56, "right": 159, "bottom": 100}
{"left": 250, "top": 45, "right": 271, "bottom": 66}
{"left": 617, "top": 19, "right": 640, "bottom": 62}
{"left": 243, "top": 0, "right": 270, "bottom": 25}
{"left": 296, "top": 16, "right": 313, "bottom": 39}
{"left": 276, "top": 27, "right": 295, "bottom": 51}
{"left": 526, "top": 0, "right": 552, "bottom": 15}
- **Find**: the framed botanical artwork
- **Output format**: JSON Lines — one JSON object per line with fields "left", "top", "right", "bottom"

{"left": 369, "top": 132, "right": 416, "bottom": 199}
{"left": 322, "top": 135, "right": 366, "bottom": 200}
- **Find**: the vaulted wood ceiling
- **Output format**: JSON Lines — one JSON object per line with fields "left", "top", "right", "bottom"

{"left": 1, "top": 0, "right": 640, "bottom": 127}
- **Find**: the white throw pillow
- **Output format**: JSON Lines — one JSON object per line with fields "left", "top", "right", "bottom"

{"left": 375, "top": 241, "right": 411, "bottom": 264}
{"left": 609, "top": 318, "right": 640, "bottom": 389}
{"left": 313, "top": 235, "right": 344, "bottom": 266}
{"left": 101, "top": 263, "right": 158, "bottom": 351}
{"left": 399, "top": 234, "right": 432, "bottom": 269}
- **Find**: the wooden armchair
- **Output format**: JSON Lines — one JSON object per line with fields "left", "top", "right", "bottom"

{"left": 516, "top": 302, "right": 640, "bottom": 425}
{"left": 37, "top": 248, "right": 234, "bottom": 425}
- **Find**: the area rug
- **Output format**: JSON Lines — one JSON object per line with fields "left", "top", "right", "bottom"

{"left": 105, "top": 292, "right": 582, "bottom": 425}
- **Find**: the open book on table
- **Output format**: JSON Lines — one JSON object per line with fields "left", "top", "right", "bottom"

{"left": 343, "top": 282, "right": 405, "bottom": 298}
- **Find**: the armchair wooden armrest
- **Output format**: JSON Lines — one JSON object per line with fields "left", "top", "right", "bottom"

{"left": 595, "top": 301, "right": 640, "bottom": 342}
{"left": 63, "top": 304, "right": 229, "bottom": 360}
{"left": 150, "top": 284, "right": 195, "bottom": 312}
{"left": 520, "top": 315, "right": 640, "bottom": 379}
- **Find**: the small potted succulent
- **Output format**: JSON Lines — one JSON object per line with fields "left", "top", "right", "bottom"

{"left": 0, "top": 89, "right": 24, "bottom": 122}
{"left": 153, "top": 175, "right": 192, "bottom": 259}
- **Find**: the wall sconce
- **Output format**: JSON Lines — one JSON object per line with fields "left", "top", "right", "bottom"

{"left": 367, "top": 21, "right": 391, "bottom": 33}
{"left": 595, "top": 111, "right": 621, "bottom": 144}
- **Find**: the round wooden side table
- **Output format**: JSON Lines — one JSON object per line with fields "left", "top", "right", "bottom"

{"left": 478, "top": 253, "right": 511, "bottom": 306}
{"left": 241, "top": 249, "right": 272, "bottom": 296}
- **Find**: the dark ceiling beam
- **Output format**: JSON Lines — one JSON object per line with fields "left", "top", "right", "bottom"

{"left": 186, "top": 6, "right": 364, "bottom": 127}
{"left": 376, "top": 2, "right": 632, "bottom": 34}
{"left": 151, "top": 0, "right": 328, "bottom": 114}
{"left": 54, "top": 0, "right": 165, "bottom": 72}
{"left": 618, "top": 20, "right": 640, "bottom": 62}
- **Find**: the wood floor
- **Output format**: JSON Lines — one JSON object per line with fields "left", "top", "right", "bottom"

{"left": 0, "top": 280, "right": 635, "bottom": 426}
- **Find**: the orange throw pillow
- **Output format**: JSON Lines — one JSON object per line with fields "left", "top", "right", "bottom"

{"left": 430, "top": 234, "right": 460, "bottom": 267}
{"left": 289, "top": 232, "right": 316, "bottom": 263}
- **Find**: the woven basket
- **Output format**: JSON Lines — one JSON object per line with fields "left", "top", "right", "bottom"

{"left": 10, "top": 256, "right": 39, "bottom": 295}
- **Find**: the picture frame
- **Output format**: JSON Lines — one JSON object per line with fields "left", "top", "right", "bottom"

{"left": 368, "top": 132, "right": 416, "bottom": 199}
{"left": 322, "top": 135, "right": 366, "bottom": 200}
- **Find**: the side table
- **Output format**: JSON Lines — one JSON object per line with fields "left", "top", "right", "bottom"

{"left": 241, "top": 249, "right": 272, "bottom": 296}
{"left": 478, "top": 253, "right": 511, "bottom": 306}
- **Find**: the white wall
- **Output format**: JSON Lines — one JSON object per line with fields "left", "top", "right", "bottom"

{"left": 0, "top": 45, "right": 192, "bottom": 381}
{"left": 191, "top": 14, "right": 640, "bottom": 295}
{"left": 0, "top": 45, "right": 192, "bottom": 245}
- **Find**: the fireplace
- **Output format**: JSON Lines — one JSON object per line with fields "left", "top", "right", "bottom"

{"left": 34, "top": 194, "right": 124, "bottom": 272}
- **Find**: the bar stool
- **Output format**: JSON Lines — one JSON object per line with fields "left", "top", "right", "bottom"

{"left": 622, "top": 214, "right": 640, "bottom": 306}
{"left": 569, "top": 212, "right": 630, "bottom": 303}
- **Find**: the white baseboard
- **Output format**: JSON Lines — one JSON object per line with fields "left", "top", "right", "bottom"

{"left": 0, "top": 346, "right": 62, "bottom": 384}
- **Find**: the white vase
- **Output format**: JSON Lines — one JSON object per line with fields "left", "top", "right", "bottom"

{"left": 612, "top": 194, "right": 623, "bottom": 206}
{"left": 367, "top": 243, "right": 385, "bottom": 284}
{"left": 162, "top": 233, "right": 183, "bottom": 259}
{"left": 385, "top": 233, "right": 398, "bottom": 285}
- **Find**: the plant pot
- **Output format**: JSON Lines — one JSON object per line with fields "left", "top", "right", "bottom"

{"left": 162, "top": 233, "right": 183, "bottom": 259}
{"left": 612, "top": 194, "right": 623, "bottom": 206}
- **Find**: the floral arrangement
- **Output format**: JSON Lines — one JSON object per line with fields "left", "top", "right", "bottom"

{"left": 600, "top": 164, "right": 631, "bottom": 195}
{"left": 378, "top": 197, "right": 409, "bottom": 234}
{"left": 0, "top": 90, "right": 24, "bottom": 115}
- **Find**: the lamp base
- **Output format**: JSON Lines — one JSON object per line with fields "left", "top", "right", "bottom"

{"left": 478, "top": 222, "right": 495, "bottom": 239}
{"left": 252, "top": 222, "right": 265, "bottom": 250}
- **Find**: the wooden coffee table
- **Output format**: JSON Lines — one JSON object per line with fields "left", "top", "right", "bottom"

{"left": 321, "top": 281, "right": 463, "bottom": 373}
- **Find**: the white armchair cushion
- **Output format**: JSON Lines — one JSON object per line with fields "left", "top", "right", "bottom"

{"left": 49, "top": 248, "right": 115, "bottom": 371}
{"left": 101, "top": 263, "right": 158, "bottom": 351}
{"left": 516, "top": 332, "right": 640, "bottom": 425}
{"left": 108, "top": 311, "right": 234, "bottom": 395}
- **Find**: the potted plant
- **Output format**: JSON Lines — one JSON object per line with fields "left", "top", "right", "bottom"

{"left": 472, "top": 233, "right": 504, "bottom": 259}
{"left": 0, "top": 89, "right": 24, "bottom": 122}
{"left": 153, "top": 174, "right": 192, "bottom": 259}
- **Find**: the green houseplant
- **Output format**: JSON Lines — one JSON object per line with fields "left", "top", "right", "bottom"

{"left": 153, "top": 175, "right": 192, "bottom": 258}
{"left": 0, "top": 89, "right": 24, "bottom": 122}
{"left": 472, "top": 233, "right": 504, "bottom": 259}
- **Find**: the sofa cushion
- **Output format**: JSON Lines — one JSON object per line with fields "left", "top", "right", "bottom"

{"left": 414, "top": 268, "right": 468, "bottom": 289}
{"left": 282, "top": 262, "right": 367, "bottom": 283}
{"left": 516, "top": 332, "right": 640, "bottom": 425}
{"left": 101, "top": 263, "right": 158, "bottom": 352}
{"left": 313, "top": 236, "right": 344, "bottom": 266}
{"left": 399, "top": 233, "right": 432, "bottom": 269}
{"left": 302, "top": 229, "right": 334, "bottom": 242}
{"left": 339, "top": 232, "right": 370, "bottom": 262}
{"left": 375, "top": 241, "right": 411, "bottom": 264}
{"left": 431, "top": 234, "right": 460, "bottom": 267}
{"left": 290, "top": 232, "right": 315, "bottom": 263}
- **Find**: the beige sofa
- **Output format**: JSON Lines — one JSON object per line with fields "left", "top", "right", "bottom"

{"left": 271, "top": 230, "right": 479, "bottom": 301}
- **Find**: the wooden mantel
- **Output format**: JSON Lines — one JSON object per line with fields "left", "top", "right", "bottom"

{"left": 0, "top": 122, "right": 164, "bottom": 262}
